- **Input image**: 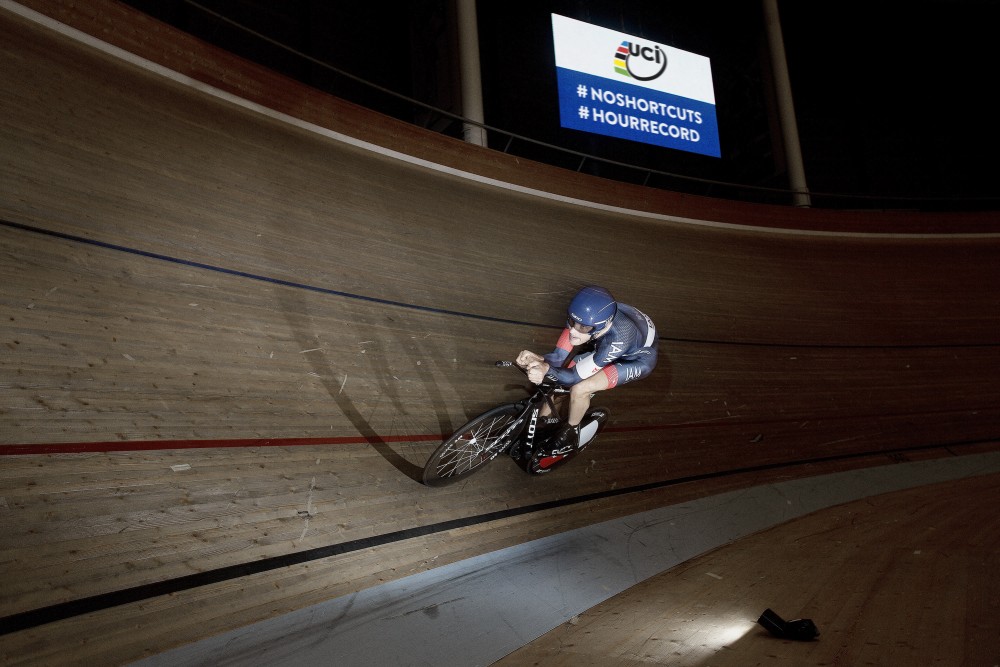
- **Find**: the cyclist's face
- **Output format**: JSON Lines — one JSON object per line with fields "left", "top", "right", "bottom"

{"left": 567, "top": 318, "right": 594, "bottom": 343}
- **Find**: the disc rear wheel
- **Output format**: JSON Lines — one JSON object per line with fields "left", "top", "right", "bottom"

{"left": 526, "top": 406, "right": 610, "bottom": 475}
{"left": 422, "top": 404, "right": 521, "bottom": 486}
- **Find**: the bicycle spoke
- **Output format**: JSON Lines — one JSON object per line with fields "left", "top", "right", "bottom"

{"left": 435, "top": 415, "right": 509, "bottom": 476}
{"left": 423, "top": 406, "right": 521, "bottom": 485}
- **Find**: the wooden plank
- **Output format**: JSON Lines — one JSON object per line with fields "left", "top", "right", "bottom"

{"left": 497, "top": 471, "right": 1000, "bottom": 666}
{"left": 1, "top": 3, "right": 999, "bottom": 664}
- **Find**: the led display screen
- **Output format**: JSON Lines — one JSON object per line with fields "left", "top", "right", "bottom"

{"left": 552, "top": 14, "right": 720, "bottom": 158}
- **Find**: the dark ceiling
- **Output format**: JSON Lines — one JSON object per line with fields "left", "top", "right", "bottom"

{"left": 119, "top": 0, "right": 1000, "bottom": 210}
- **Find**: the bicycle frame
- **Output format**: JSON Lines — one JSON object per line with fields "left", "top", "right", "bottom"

{"left": 503, "top": 379, "right": 568, "bottom": 459}
{"left": 422, "top": 360, "right": 610, "bottom": 485}
{"left": 421, "top": 361, "right": 570, "bottom": 486}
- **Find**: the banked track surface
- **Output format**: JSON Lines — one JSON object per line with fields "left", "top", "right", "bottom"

{"left": 2, "top": 2, "right": 1000, "bottom": 664}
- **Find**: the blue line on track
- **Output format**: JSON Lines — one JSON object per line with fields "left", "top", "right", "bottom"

{"left": 5, "top": 218, "right": 996, "bottom": 350}
{"left": 0, "top": 218, "right": 559, "bottom": 331}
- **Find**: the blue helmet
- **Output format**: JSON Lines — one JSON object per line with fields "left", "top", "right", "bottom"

{"left": 567, "top": 286, "right": 617, "bottom": 336}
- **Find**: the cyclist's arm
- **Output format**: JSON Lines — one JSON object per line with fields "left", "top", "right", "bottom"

{"left": 541, "top": 364, "right": 577, "bottom": 386}
{"left": 548, "top": 331, "right": 633, "bottom": 386}
{"left": 541, "top": 328, "right": 573, "bottom": 368}
{"left": 540, "top": 328, "right": 593, "bottom": 386}
{"left": 545, "top": 351, "right": 609, "bottom": 386}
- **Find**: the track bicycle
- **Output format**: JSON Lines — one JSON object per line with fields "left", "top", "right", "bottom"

{"left": 421, "top": 361, "right": 610, "bottom": 486}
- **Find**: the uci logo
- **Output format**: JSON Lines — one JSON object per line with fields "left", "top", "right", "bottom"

{"left": 613, "top": 40, "right": 667, "bottom": 81}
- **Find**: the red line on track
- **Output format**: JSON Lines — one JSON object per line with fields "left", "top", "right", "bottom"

{"left": 0, "top": 434, "right": 446, "bottom": 456}
{"left": 0, "top": 424, "right": 672, "bottom": 456}
{"left": 8, "top": 414, "right": 985, "bottom": 455}
{"left": 3, "top": 422, "right": 715, "bottom": 455}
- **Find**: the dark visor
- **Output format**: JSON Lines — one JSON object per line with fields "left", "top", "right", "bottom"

{"left": 567, "top": 318, "right": 596, "bottom": 334}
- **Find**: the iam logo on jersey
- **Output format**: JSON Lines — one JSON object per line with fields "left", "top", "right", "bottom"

{"left": 613, "top": 40, "right": 668, "bottom": 81}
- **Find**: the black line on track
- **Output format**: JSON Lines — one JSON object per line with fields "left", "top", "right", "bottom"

{"left": 2, "top": 437, "right": 996, "bottom": 635}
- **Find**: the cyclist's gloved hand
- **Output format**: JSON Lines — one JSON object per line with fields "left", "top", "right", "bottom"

{"left": 526, "top": 361, "right": 550, "bottom": 385}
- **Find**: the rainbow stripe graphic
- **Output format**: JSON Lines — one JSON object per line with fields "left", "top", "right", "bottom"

{"left": 614, "top": 41, "right": 630, "bottom": 77}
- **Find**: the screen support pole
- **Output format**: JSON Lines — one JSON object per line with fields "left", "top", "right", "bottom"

{"left": 763, "top": 0, "right": 811, "bottom": 207}
{"left": 456, "top": 0, "right": 486, "bottom": 146}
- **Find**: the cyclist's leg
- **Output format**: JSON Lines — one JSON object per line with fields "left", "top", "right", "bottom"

{"left": 567, "top": 371, "right": 609, "bottom": 425}
{"left": 568, "top": 351, "right": 658, "bottom": 425}
{"left": 539, "top": 393, "right": 566, "bottom": 419}
{"left": 538, "top": 372, "right": 608, "bottom": 453}
{"left": 544, "top": 352, "right": 657, "bottom": 453}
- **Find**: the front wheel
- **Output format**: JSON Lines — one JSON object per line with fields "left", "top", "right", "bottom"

{"left": 422, "top": 404, "right": 522, "bottom": 486}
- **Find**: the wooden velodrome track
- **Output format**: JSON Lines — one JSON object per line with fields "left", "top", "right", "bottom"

{"left": 1, "top": 1, "right": 999, "bottom": 664}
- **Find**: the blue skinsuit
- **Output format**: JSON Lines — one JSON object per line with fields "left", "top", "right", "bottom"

{"left": 542, "top": 303, "right": 658, "bottom": 388}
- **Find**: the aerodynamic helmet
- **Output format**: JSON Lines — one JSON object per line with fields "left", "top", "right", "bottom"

{"left": 566, "top": 285, "right": 617, "bottom": 337}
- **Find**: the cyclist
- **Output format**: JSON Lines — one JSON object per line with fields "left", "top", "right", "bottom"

{"left": 516, "top": 285, "right": 658, "bottom": 452}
